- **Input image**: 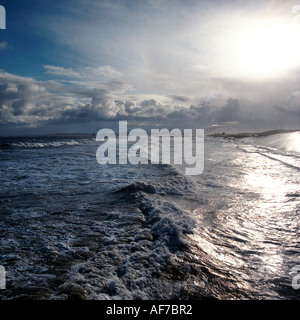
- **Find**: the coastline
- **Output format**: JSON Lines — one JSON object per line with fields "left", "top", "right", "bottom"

{"left": 209, "top": 129, "right": 300, "bottom": 139}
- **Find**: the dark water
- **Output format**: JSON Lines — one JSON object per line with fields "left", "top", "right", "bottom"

{"left": 0, "top": 132, "right": 300, "bottom": 300}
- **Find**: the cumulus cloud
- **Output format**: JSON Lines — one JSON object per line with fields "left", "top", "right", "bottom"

{"left": 0, "top": 69, "right": 234, "bottom": 129}
{"left": 0, "top": 73, "right": 51, "bottom": 123}
{"left": 0, "top": 65, "right": 134, "bottom": 129}
{"left": 1, "top": 63, "right": 300, "bottom": 135}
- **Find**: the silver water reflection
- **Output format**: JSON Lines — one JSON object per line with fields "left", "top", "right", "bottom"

{"left": 188, "top": 133, "right": 300, "bottom": 299}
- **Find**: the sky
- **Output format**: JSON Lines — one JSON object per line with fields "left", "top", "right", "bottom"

{"left": 0, "top": 0, "right": 300, "bottom": 136}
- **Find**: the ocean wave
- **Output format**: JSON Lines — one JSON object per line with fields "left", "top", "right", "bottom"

{"left": 8, "top": 140, "right": 80, "bottom": 148}
{"left": 113, "top": 180, "right": 185, "bottom": 196}
{"left": 4, "top": 133, "right": 297, "bottom": 300}
{"left": 113, "top": 163, "right": 196, "bottom": 196}
{"left": 0, "top": 157, "right": 212, "bottom": 300}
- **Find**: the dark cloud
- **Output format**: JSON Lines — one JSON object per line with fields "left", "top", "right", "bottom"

{"left": 1, "top": 68, "right": 300, "bottom": 135}
{"left": 214, "top": 98, "right": 240, "bottom": 123}
{"left": 0, "top": 71, "right": 131, "bottom": 126}
{"left": 276, "top": 106, "right": 300, "bottom": 117}
{"left": 189, "top": 103, "right": 214, "bottom": 123}
{"left": 140, "top": 99, "right": 157, "bottom": 108}
{"left": 167, "top": 95, "right": 191, "bottom": 103}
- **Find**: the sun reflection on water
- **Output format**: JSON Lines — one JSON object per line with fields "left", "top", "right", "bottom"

{"left": 189, "top": 136, "right": 300, "bottom": 298}
{"left": 287, "top": 132, "right": 300, "bottom": 153}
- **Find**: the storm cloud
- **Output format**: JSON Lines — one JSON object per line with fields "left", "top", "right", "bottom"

{"left": 1, "top": 63, "right": 300, "bottom": 135}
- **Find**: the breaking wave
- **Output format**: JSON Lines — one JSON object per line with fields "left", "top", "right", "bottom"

{"left": 1, "top": 131, "right": 300, "bottom": 300}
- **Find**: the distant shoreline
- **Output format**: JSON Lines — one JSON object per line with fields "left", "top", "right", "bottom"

{"left": 209, "top": 129, "right": 300, "bottom": 139}
{"left": 1, "top": 129, "right": 300, "bottom": 139}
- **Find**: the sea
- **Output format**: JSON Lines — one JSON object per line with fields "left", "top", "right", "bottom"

{"left": 0, "top": 130, "right": 300, "bottom": 300}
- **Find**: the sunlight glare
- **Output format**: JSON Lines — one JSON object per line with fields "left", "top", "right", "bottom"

{"left": 226, "top": 18, "right": 300, "bottom": 79}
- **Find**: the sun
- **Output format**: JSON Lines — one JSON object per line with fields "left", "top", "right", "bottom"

{"left": 225, "top": 18, "right": 300, "bottom": 79}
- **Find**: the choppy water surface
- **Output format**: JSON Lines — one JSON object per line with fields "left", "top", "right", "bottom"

{"left": 0, "top": 132, "right": 299, "bottom": 300}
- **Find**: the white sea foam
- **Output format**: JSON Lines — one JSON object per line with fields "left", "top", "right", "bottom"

{"left": 1, "top": 132, "right": 300, "bottom": 300}
{"left": 11, "top": 140, "right": 79, "bottom": 148}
